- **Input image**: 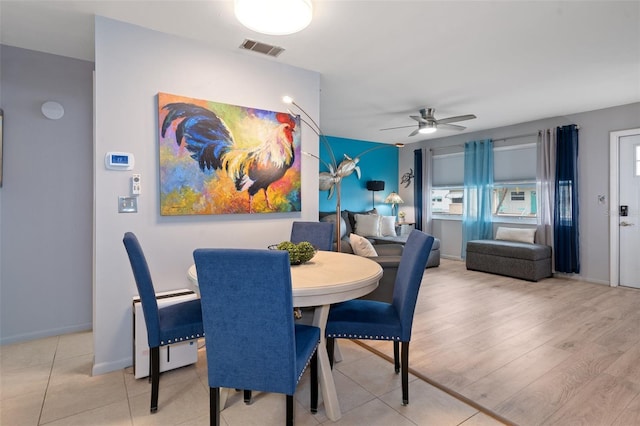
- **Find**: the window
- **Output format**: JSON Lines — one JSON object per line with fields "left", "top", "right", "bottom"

{"left": 492, "top": 183, "right": 537, "bottom": 218}
{"left": 430, "top": 141, "right": 539, "bottom": 220}
{"left": 432, "top": 188, "right": 463, "bottom": 215}
{"left": 431, "top": 152, "right": 464, "bottom": 216}
{"left": 511, "top": 191, "right": 525, "bottom": 201}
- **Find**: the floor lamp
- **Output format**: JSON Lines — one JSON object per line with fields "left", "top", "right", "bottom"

{"left": 283, "top": 95, "right": 404, "bottom": 251}
{"left": 366, "top": 180, "right": 385, "bottom": 209}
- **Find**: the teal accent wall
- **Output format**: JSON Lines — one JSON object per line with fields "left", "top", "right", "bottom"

{"left": 319, "top": 136, "right": 399, "bottom": 214}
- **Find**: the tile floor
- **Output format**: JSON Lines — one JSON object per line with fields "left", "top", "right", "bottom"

{"left": 1, "top": 331, "right": 505, "bottom": 425}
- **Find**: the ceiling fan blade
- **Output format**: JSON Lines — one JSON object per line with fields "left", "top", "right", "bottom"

{"left": 380, "top": 124, "right": 416, "bottom": 131}
{"left": 408, "top": 128, "right": 420, "bottom": 137}
{"left": 438, "top": 123, "right": 467, "bottom": 131}
{"left": 436, "top": 114, "right": 477, "bottom": 125}
{"left": 410, "top": 115, "right": 426, "bottom": 123}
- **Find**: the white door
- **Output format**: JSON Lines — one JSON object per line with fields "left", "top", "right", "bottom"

{"left": 619, "top": 133, "right": 640, "bottom": 288}
{"left": 611, "top": 129, "right": 640, "bottom": 288}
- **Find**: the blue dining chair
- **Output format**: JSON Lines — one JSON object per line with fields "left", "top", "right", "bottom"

{"left": 193, "top": 248, "right": 320, "bottom": 426}
{"left": 325, "top": 230, "right": 434, "bottom": 406}
{"left": 290, "top": 221, "right": 335, "bottom": 321}
{"left": 290, "top": 221, "right": 335, "bottom": 251}
{"left": 123, "top": 232, "right": 204, "bottom": 413}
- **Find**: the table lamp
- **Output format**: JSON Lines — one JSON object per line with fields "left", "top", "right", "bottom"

{"left": 384, "top": 191, "right": 404, "bottom": 218}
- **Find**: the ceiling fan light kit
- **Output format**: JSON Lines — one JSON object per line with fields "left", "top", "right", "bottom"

{"left": 381, "top": 107, "right": 477, "bottom": 137}
{"left": 418, "top": 123, "right": 437, "bottom": 134}
{"left": 234, "top": 0, "right": 313, "bottom": 35}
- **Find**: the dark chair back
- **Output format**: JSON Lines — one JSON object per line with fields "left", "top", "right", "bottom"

{"left": 123, "top": 232, "right": 160, "bottom": 348}
{"left": 290, "top": 221, "right": 335, "bottom": 251}
{"left": 392, "top": 230, "right": 434, "bottom": 341}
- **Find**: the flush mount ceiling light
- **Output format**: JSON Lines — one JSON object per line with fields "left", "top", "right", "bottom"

{"left": 234, "top": 0, "right": 313, "bottom": 35}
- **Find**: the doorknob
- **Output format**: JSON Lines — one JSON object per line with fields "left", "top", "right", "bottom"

{"left": 620, "top": 221, "right": 635, "bottom": 227}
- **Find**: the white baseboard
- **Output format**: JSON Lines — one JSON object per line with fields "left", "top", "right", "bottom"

{"left": 0, "top": 323, "right": 92, "bottom": 345}
{"left": 92, "top": 356, "right": 132, "bottom": 376}
{"left": 441, "top": 255, "right": 463, "bottom": 261}
{"left": 552, "top": 272, "right": 610, "bottom": 286}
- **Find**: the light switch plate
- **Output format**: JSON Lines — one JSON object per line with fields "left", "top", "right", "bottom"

{"left": 119, "top": 196, "right": 138, "bottom": 213}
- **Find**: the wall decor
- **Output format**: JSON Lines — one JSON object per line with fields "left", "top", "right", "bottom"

{"left": 401, "top": 168, "right": 414, "bottom": 188}
{"left": 158, "top": 93, "right": 301, "bottom": 215}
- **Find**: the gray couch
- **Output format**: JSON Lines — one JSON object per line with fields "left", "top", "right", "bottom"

{"left": 318, "top": 209, "right": 439, "bottom": 304}
{"left": 371, "top": 234, "right": 440, "bottom": 268}
{"left": 359, "top": 252, "right": 403, "bottom": 303}
{"left": 319, "top": 209, "right": 440, "bottom": 268}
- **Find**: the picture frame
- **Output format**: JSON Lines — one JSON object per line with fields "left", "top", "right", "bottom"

{"left": 158, "top": 93, "right": 302, "bottom": 215}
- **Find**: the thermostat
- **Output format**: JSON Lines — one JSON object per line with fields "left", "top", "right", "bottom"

{"left": 105, "top": 152, "right": 134, "bottom": 170}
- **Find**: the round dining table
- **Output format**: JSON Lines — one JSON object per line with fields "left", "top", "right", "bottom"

{"left": 187, "top": 250, "right": 382, "bottom": 421}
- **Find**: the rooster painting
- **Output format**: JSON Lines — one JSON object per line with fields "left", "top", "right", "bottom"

{"left": 158, "top": 93, "right": 301, "bottom": 215}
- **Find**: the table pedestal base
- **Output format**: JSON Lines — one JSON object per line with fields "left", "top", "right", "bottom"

{"left": 312, "top": 304, "right": 341, "bottom": 421}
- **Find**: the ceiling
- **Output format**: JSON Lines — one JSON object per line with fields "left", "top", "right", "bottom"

{"left": 1, "top": 1, "right": 639, "bottom": 145}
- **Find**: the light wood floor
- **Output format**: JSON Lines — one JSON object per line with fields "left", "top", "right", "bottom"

{"left": 361, "top": 259, "right": 640, "bottom": 426}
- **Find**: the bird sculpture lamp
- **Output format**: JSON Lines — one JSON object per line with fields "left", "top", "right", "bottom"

{"left": 283, "top": 96, "right": 403, "bottom": 251}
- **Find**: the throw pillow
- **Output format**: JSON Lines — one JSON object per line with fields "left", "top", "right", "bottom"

{"left": 380, "top": 216, "right": 397, "bottom": 237}
{"left": 354, "top": 214, "right": 380, "bottom": 237}
{"left": 345, "top": 208, "right": 377, "bottom": 234}
{"left": 495, "top": 227, "right": 536, "bottom": 244}
{"left": 349, "top": 233, "right": 378, "bottom": 257}
{"left": 341, "top": 210, "right": 353, "bottom": 235}
{"left": 320, "top": 214, "right": 347, "bottom": 239}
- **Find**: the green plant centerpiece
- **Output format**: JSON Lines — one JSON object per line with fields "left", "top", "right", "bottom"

{"left": 270, "top": 241, "right": 317, "bottom": 265}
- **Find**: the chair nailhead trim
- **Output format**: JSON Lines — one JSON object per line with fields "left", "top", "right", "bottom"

{"left": 326, "top": 333, "right": 400, "bottom": 341}
{"left": 297, "top": 339, "right": 321, "bottom": 384}
{"left": 161, "top": 332, "right": 204, "bottom": 345}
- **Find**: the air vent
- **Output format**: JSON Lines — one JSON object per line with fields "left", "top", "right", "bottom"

{"left": 240, "top": 39, "right": 285, "bottom": 57}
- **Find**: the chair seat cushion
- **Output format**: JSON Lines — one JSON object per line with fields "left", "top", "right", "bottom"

{"left": 158, "top": 299, "right": 205, "bottom": 346}
{"left": 326, "top": 300, "right": 402, "bottom": 341}
{"left": 294, "top": 324, "right": 321, "bottom": 382}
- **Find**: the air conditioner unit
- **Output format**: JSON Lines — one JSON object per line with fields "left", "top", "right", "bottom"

{"left": 133, "top": 289, "right": 199, "bottom": 379}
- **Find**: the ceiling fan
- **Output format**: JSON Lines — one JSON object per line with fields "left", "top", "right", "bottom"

{"left": 381, "top": 108, "right": 477, "bottom": 137}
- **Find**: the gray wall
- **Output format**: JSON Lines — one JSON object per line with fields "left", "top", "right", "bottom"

{"left": 0, "top": 45, "right": 94, "bottom": 343}
{"left": 92, "top": 17, "right": 321, "bottom": 374}
{"left": 398, "top": 102, "right": 640, "bottom": 284}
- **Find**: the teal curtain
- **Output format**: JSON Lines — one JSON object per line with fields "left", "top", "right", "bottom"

{"left": 554, "top": 125, "right": 580, "bottom": 273}
{"left": 462, "top": 139, "right": 494, "bottom": 258}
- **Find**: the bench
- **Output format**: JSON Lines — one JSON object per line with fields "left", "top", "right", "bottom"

{"left": 466, "top": 239, "right": 552, "bottom": 282}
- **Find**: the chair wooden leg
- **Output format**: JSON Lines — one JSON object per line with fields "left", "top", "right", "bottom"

{"left": 286, "top": 394, "right": 294, "bottom": 426}
{"left": 310, "top": 350, "right": 318, "bottom": 414}
{"left": 393, "top": 341, "right": 400, "bottom": 373}
{"left": 401, "top": 341, "right": 409, "bottom": 405}
{"left": 326, "top": 337, "right": 335, "bottom": 368}
{"left": 210, "top": 387, "right": 220, "bottom": 426}
{"left": 244, "top": 389, "right": 252, "bottom": 404}
{"left": 150, "top": 346, "right": 160, "bottom": 413}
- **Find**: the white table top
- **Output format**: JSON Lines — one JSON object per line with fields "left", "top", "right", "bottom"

{"left": 187, "top": 250, "right": 382, "bottom": 307}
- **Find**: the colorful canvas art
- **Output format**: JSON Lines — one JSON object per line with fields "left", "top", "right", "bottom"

{"left": 158, "top": 93, "right": 301, "bottom": 215}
